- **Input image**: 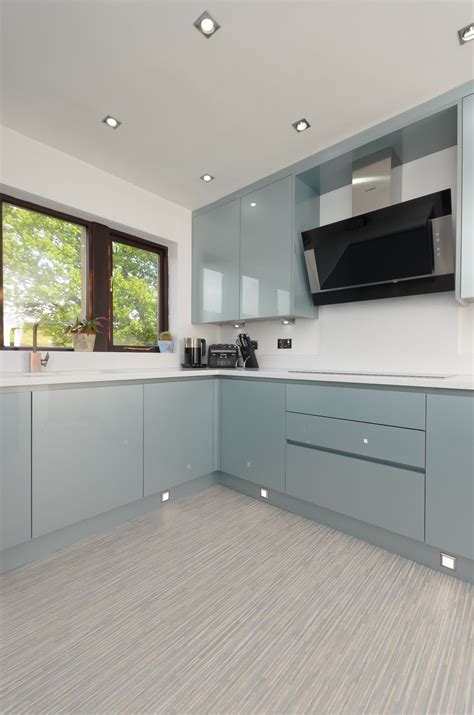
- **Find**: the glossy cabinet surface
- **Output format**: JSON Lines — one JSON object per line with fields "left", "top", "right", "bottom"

{"left": 0, "top": 392, "right": 31, "bottom": 550}
{"left": 286, "top": 412, "right": 425, "bottom": 469}
{"left": 32, "top": 385, "right": 143, "bottom": 537}
{"left": 459, "top": 93, "right": 474, "bottom": 300}
{"left": 286, "top": 383, "right": 426, "bottom": 429}
{"left": 425, "top": 394, "right": 474, "bottom": 559}
{"left": 144, "top": 379, "right": 214, "bottom": 495}
{"left": 192, "top": 199, "right": 240, "bottom": 323}
{"left": 220, "top": 379, "right": 285, "bottom": 491}
{"left": 240, "top": 176, "right": 293, "bottom": 319}
{"left": 286, "top": 443, "right": 425, "bottom": 541}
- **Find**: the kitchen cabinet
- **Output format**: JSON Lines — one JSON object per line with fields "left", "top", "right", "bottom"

{"left": 425, "top": 393, "right": 474, "bottom": 560}
{"left": 192, "top": 199, "right": 240, "bottom": 323}
{"left": 0, "top": 392, "right": 31, "bottom": 550}
{"left": 220, "top": 379, "right": 285, "bottom": 491}
{"left": 144, "top": 379, "right": 214, "bottom": 495}
{"left": 240, "top": 176, "right": 293, "bottom": 319}
{"left": 32, "top": 385, "right": 143, "bottom": 537}
{"left": 458, "top": 93, "right": 474, "bottom": 301}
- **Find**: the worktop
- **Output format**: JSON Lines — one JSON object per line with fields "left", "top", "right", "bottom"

{"left": 0, "top": 367, "right": 473, "bottom": 390}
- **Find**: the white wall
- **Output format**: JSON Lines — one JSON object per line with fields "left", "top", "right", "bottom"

{"left": 0, "top": 126, "right": 219, "bottom": 371}
{"left": 220, "top": 147, "right": 474, "bottom": 375}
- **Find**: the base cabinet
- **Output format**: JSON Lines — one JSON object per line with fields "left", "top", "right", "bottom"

{"left": 425, "top": 394, "right": 474, "bottom": 559}
{"left": 0, "top": 392, "right": 32, "bottom": 550}
{"left": 144, "top": 380, "right": 214, "bottom": 495}
{"left": 220, "top": 379, "right": 285, "bottom": 491}
{"left": 32, "top": 385, "right": 143, "bottom": 537}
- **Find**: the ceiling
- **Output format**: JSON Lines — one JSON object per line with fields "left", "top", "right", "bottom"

{"left": 1, "top": 0, "right": 472, "bottom": 210}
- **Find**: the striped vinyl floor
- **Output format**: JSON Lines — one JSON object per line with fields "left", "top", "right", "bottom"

{"left": 1, "top": 485, "right": 472, "bottom": 714}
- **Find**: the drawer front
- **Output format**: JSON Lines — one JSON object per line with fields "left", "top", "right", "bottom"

{"left": 286, "top": 384, "right": 425, "bottom": 429}
{"left": 286, "top": 443, "right": 424, "bottom": 541}
{"left": 286, "top": 412, "right": 425, "bottom": 469}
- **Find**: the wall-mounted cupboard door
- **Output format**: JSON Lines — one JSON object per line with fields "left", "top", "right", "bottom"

{"left": 32, "top": 385, "right": 143, "bottom": 537}
{"left": 425, "top": 393, "right": 473, "bottom": 560}
{"left": 0, "top": 392, "right": 32, "bottom": 550}
{"left": 220, "top": 379, "right": 285, "bottom": 491}
{"left": 240, "top": 176, "right": 294, "bottom": 319}
{"left": 192, "top": 199, "right": 240, "bottom": 323}
{"left": 144, "top": 379, "right": 214, "bottom": 495}
{"left": 458, "top": 93, "right": 474, "bottom": 301}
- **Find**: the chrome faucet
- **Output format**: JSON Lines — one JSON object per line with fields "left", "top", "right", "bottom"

{"left": 31, "top": 321, "right": 68, "bottom": 370}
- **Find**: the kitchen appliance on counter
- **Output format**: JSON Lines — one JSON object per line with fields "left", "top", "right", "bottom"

{"left": 236, "top": 333, "right": 259, "bottom": 369}
{"left": 182, "top": 337, "right": 207, "bottom": 368}
{"left": 208, "top": 344, "right": 239, "bottom": 368}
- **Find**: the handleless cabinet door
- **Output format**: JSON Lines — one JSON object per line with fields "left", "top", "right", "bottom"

{"left": 144, "top": 379, "right": 214, "bottom": 495}
{"left": 425, "top": 393, "right": 474, "bottom": 559}
{"left": 220, "top": 379, "right": 286, "bottom": 491}
{"left": 0, "top": 392, "right": 31, "bottom": 550}
{"left": 192, "top": 199, "right": 240, "bottom": 323}
{"left": 240, "top": 176, "right": 293, "bottom": 319}
{"left": 459, "top": 94, "right": 474, "bottom": 300}
{"left": 32, "top": 385, "right": 143, "bottom": 537}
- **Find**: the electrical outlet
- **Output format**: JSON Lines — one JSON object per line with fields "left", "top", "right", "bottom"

{"left": 278, "top": 338, "right": 292, "bottom": 349}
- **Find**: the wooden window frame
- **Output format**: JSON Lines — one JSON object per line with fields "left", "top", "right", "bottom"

{"left": 0, "top": 194, "right": 169, "bottom": 352}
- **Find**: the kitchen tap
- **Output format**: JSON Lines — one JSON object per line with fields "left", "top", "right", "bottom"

{"left": 30, "top": 321, "right": 68, "bottom": 372}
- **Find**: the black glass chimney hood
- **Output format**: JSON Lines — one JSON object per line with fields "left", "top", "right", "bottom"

{"left": 302, "top": 189, "right": 454, "bottom": 306}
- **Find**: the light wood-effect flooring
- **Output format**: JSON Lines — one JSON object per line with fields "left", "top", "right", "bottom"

{"left": 1, "top": 485, "right": 472, "bottom": 714}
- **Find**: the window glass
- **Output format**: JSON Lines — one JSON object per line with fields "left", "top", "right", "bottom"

{"left": 2, "top": 202, "right": 87, "bottom": 348}
{"left": 112, "top": 240, "right": 160, "bottom": 347}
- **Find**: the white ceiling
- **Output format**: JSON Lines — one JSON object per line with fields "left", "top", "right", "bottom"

{"left": 1, "top": 0, "right": 472, "bottom": 210}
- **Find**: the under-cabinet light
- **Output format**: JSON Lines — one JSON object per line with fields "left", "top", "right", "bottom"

{"left": 458, "top": 23, "right": 474, "bottom": 43}
{"left": 103, "top": 115, "right": 121, "bottom": 129}
{"left": 440, "top": 552, "right": 457, "bottom": 571}
{"left": 260, "top": 487, "right": 268, "bottom": 499}
{"left": 161, "top": 490, "right": 170, "bottom": 503}
{"left": 233, "top": 322, "right": 245, "bottom": 329}
{"left": 281, "top": 318, "right": 295, "bottom": 325}
{"left": 194, "top": 11, "right": 221, "bottom": 38}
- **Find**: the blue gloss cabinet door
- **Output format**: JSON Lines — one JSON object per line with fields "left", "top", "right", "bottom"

{"left": 459, "top": 94, "right": 474, "bottom": 300}
{"left": 220, "top": 379, "right": 286, "bottom": 491}
{"left": 0, "top": 392, "right": 32, "bottom": 550}
{"left": 240, "top": 176, "right": 293, "bottom": 319}
{"left": 144, "top": 380, "right": 214, "bottom": 495}
{"left": 425, "top": 393, "right": 474, "bottom": 559}
{"left": 32, "top": 385, "right": 143, "bottom": 537}
{"left": 192, "top": 199, "right": 240, "bottom": 323}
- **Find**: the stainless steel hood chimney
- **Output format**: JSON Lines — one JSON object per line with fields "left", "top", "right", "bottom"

{"left": 351, "top": 150, "right": 399, "bottom": 216}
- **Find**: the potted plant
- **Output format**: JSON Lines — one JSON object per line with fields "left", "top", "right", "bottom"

{"left": 158, "top": 331, "right": 174, "bottom": 353}
{"left": 65, "top": 316, "right": 107, "bottom": 352}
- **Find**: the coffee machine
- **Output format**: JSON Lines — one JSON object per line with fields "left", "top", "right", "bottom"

{"left": 182, "top": 338, "right": 207, "bottom": 368}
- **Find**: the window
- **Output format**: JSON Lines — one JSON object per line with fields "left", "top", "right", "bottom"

{"left": 0, "top": 196, "right": 168, "bottom": 351}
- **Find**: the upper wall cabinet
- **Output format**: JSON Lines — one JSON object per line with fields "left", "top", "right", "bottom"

{"left": 458, "top": 93, "right": 474, "bottom": 301}
{"left": 192, "top": 198, "right": 240, "bottom": 323}
{"left": 192, "top": 177, "right": 317, "bottom": 323}
{"left": 240, "top": 177, "right": 293, "bottom": 319}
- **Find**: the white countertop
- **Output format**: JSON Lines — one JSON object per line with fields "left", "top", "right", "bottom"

{"left": 0, "top": 367, "right": 473, "bottom": 390}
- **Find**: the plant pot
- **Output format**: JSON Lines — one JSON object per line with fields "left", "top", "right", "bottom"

{"left": 72, "top": 332, "right": 96, "bottom": 352}
{"left": 158, "top": 340, "right": 174, "bottom": 354}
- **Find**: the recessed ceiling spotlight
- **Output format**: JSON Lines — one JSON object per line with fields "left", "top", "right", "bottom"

{"left": 194, "top": 10, "right": 220, "bottom": 38}
{"left": 102, "top": 115, "right": 121, "bottom": 129}
{"left": 458, "top": 23, "right": 474, "bottom": 44}
{"left": 250, "top": 202, "right": 257, "bottom": 207}
{"left": 200, "top": 173, "right": 214, "bottom": 182}
{"left": 292, "top": 118, "right": 310, "bottom": 133}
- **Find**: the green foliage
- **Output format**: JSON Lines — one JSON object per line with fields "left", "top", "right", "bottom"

{"left": 2, "top": 203, "right": 161, "bottom": 349}
{"left": 112, "top": 241, "right": 159, "bottom": 346}
{"left": 65, "top": 316, "right": 107, "bottom": 334}
{"left": 2, "top": 203, "right": 85, "bottom": 347}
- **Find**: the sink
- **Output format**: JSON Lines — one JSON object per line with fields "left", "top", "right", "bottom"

{"left": 287, "top": 370, "right": 455, "bottom": 379}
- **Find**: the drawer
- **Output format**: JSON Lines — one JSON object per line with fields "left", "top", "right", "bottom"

{"left": 286, "top": 384, "right": 425, "bottom": 429}
{"left": 286, "top": 412, "right": 425, "bottom": 469}
{"left": 286, "top": 443, "right": 425, "bottom": 541}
